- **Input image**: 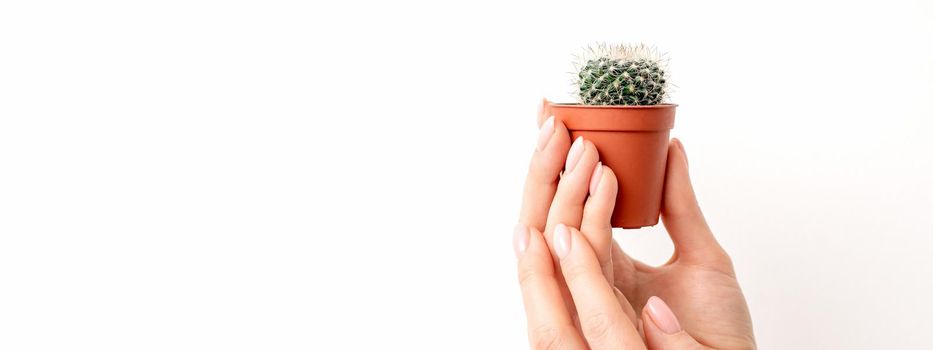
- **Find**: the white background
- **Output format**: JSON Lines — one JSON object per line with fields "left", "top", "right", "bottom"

{"left": 1, "top": 0, "right": 932, "bottom": 349}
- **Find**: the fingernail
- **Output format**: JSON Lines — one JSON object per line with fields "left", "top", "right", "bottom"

{"left": 513, "top": 224, "right": 529, "bottom": 258}
{"left": 553, "top": 224, "right": 571, "bottom": 259}
{"left": 565, "top": 137, "right": 584, "bottom": 174}
{"left": 646, "top": 296, "right": 682, "bottom": 334}
{"left": 589, "top": 162, "right": 603, "bottom": 195}
{"left": 536, "top": 116, "right": 555, "bottom": 151}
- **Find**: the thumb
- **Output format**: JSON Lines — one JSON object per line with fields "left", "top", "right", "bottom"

{"left": 661, "top": 138, "right": 726, "bottom": 262}
{"left": 642, "top": 296, "right": 704, "bottom": 350}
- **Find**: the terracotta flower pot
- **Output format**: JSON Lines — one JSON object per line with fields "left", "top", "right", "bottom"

{"left": 550, "top": 104, "right": 676, "bottom": 229}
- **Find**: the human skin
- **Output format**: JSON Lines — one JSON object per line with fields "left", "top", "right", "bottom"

{"left": 513, "top": 99, "right": 756, "bottom": 349}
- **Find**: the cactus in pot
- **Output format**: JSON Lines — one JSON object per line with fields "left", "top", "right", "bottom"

{"left": 550, "top": 43, "right": 676, "bottom": 229}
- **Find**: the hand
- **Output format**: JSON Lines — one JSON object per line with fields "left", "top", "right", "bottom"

{"left": 514, "top": 99, "right": 755, "bottom": 349}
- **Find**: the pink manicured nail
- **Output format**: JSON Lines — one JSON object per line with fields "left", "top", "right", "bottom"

{"left": 565, "top": 137, "right": 584, "bottom": 174}
{"left": 553, "top": 224, "right": 571, "bottom": 259}
{"left": 589, "top": 162, "right": 603, "bottom": 195}
{"left": 513, "top": 224, "right": 529, "bottom": 258}
{"left": 536, "top": 116, "right": 555, "bottom": 151}
{"left": 646, "top": 296, "right": 682, "bottom": 334}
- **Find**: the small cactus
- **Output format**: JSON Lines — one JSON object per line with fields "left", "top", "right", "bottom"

{"left": 575, "top": 44, "right": 669, "bottom": 106}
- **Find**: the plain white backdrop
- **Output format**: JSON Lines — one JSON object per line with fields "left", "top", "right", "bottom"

{"left": 1, "top": 0, "right": 932, "bottom": 348}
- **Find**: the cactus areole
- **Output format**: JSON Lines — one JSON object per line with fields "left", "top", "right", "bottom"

{"left": 551, "top": 43, "right": 677, "bottom": 229}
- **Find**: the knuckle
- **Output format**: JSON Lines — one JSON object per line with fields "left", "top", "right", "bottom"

{"left": 529, "top": 325, "right": 569, "bottom": 350}
{"left": 580, "top": 312, "right": 614, "bottom": 341}
{"left": 719, "top": 249, "right": 734, "bottom": 267}
{"left": 529, "top": 153, "right": 561, "bottom": 182}
{"left": 709, "top": 248, "right": 736, "bottom": 275}
{"left": 517, "top": 263, "right": 551, "bottom": 289}
{"left": 561, "top": 263, "right": 591, "bottom": 286}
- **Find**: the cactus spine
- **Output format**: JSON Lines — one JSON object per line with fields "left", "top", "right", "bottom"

{"left": 575, "top": 44, "right": 669, "bottom": 106}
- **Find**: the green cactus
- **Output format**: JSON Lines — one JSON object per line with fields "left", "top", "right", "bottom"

{"left": 575, "top": 44, "right": 668, "bottom": 106}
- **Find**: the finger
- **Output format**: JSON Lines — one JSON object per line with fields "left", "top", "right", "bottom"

{"left": 515, "top": 225, "right": 587, "bottom": 349}
{"left": 553, "top": 224, "right": 645, "bottom": 350}
{"left": 641, "top": 296, "right": 704, "bottom": 350}
{"left": 545, "top": 137, "right": 600, "bottom": 234}
{"left": 539, "top": 137, "right": 598, "bottom": 320}
{"left": 520, "top": 114, "right": 572, "bottom": 232}
{"left": 660, "top": 138, "right": 727, "bottom": 263}
{"left": 581, "top": 163, "right": 617, "bottom": 282}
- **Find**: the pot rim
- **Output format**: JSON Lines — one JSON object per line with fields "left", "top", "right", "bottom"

{"left": 551, "top": 103, "right": 678, "bottom": 109}
{"left": 550, "top": 103, "right": 676, "bottom": 131}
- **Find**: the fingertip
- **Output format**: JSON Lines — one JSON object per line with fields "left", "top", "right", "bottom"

{"left": 526, "top": 119, "right": 571, "bottom": 184}
{"left": 552, "top": 118, "right": 569, "bottom": 141}
{"left": 641, "top": 302, "right": 669, "bottom": 347}
{"left": 526, "top": 226, "right": 548, "bottom": 253}
{"left": 548, "top": 118, "right": 571, "bottom": 155}
{"left": 583, "top": 139, "right": 599, "bottom": 159}
{"left": 517, "top": 227, "right": 556, "bottom": 272}
{"left": 513, "top": 224, "right": 529, "bottom": 259}
{"left": 599, "top": 164, "right": 618, "bottom": 197}
{"left": 670, "top": 138, "right": 688, "bottom": 168}
{"left": 645, "top": 296, "right": 681, "bottom": 334}
{"left": 553, "top": 224, "right": 571, "bottom": 259}
{"left": 537, "top": 98, "right": 552, "bottom": 126}
{"left": 588, "top": 161, "right": 603, "bottom": 195}
{"left": 556, "top": 225, "right": 597, "bottom": 262}
{"left": 582, "top": 162, "right": 617, "bottom": 226}
{"left": 642, "top": 296, "right": 704, "bottom": 349}
{"left": 662, "top": 138, "right": 697, "bottom": 218}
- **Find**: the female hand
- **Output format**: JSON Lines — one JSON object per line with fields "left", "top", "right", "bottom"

{"left": 514, "top": 99, "right": 755, "bottom": 349}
